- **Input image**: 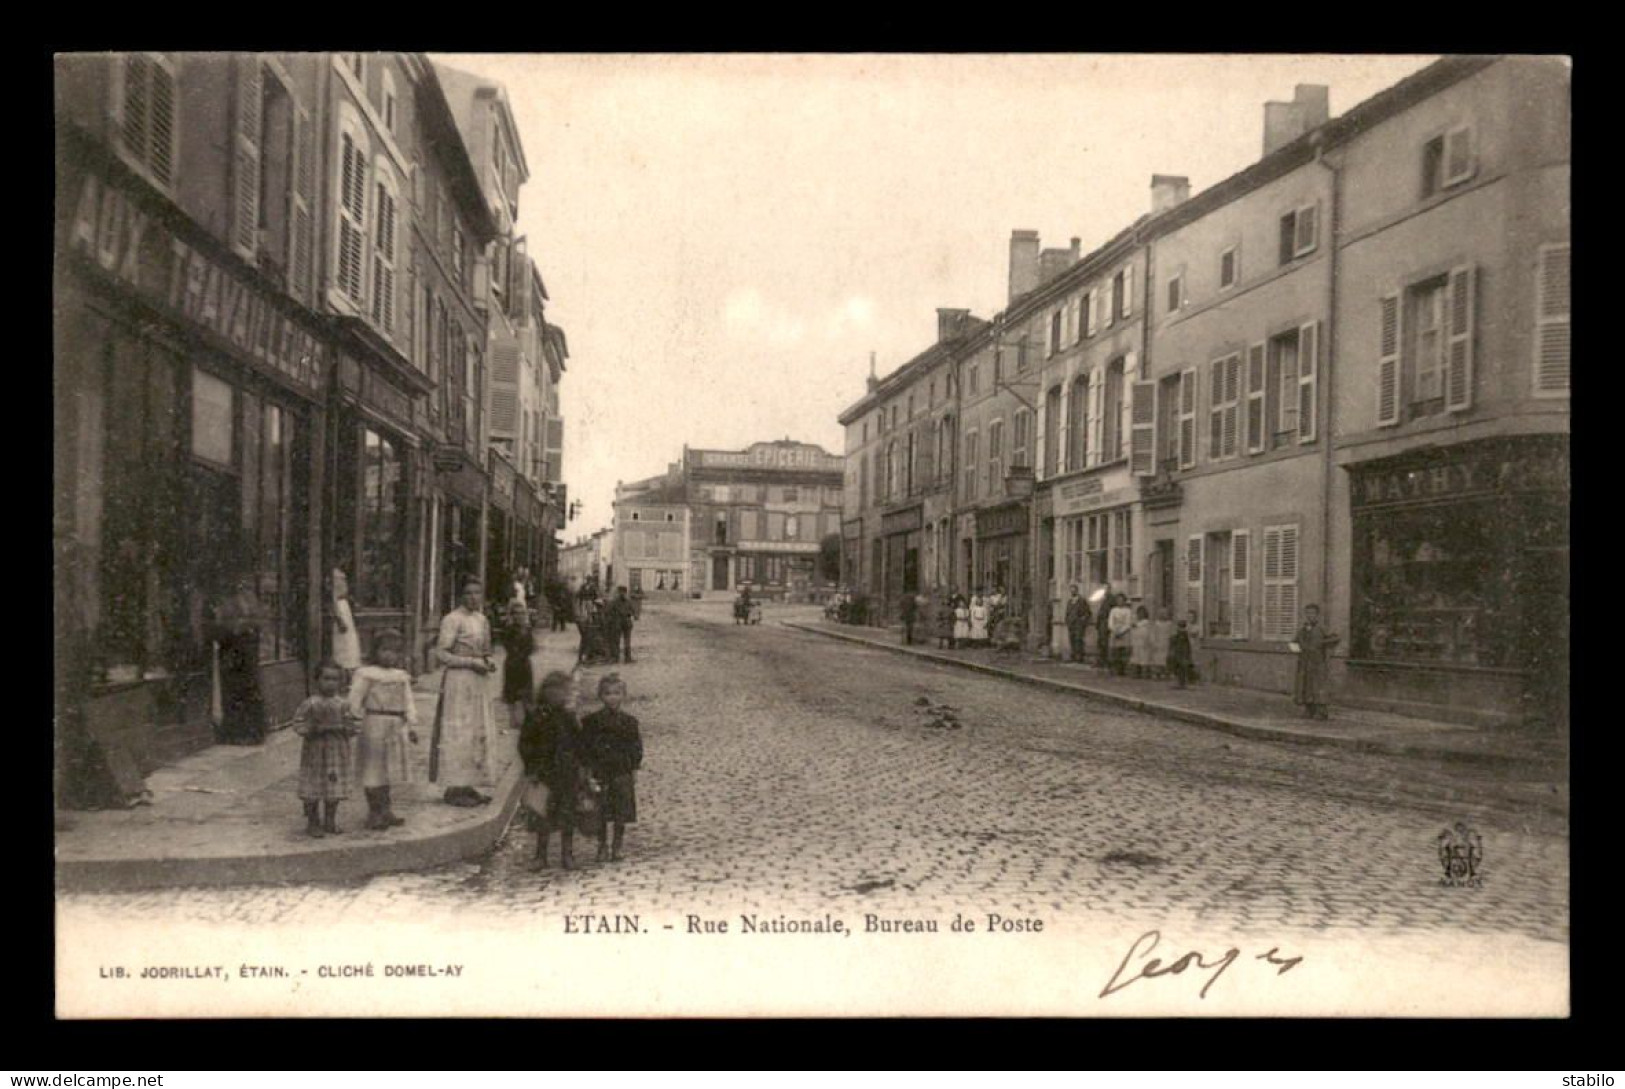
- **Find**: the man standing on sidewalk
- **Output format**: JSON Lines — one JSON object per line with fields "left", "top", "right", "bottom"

{"left": 899, "top": 590, "right": 919, "bottom": 645}
{"left": 1064, "top": 585, "right": 1092, "bottom": 664}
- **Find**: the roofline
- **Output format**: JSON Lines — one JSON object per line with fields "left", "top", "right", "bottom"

{"left": 836, "top": 319, "right": 990, "bottom": 425}
{"left": 408, "top": 54, "right": 501, "bottom": 243}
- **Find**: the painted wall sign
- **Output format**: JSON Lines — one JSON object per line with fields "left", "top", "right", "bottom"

{"left": 65, "top": 169, "right": 327, "bottom": 397}
{"left": 976, "top": 502, "right": 1028, "bottom": 539}
{"left": 881, "top": 505, "right": 924, "bottom": 536}
{"left": 737, "top": 540, "right": 820, "bottom": 554}
{"left": 1350, "top": 440, "right": 1570, "bottom": 510}
{"left": 1053, "top": 468, "right": 1133, "bottom": 517}
{"left": 695, "top": 443, "right": 844, "bottom": 472}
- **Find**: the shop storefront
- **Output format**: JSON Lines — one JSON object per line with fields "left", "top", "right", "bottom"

{"left": 1345, "top": 435, "right": 1569, "bottom": 728}
{"left": 55, "top": 143, "right": 328, "bottom": 800}
{"left": 879, "top": 504, "right": 923, "bottom": 618}
{"left": 486, "top": 450, "right": 517, "bottom": 602}
{"left": 974, "top": 500, "right": 1030, "bottom": 608}
{"left": 330, "top": 350, "right": 423, "bottom": 662}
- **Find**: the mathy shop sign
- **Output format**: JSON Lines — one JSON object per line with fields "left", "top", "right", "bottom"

{"left": 1351, "top": 440, "right": 1570, "bottom": 510}
{"left": 64, "top": 168, "right": 327, "bottom": 398}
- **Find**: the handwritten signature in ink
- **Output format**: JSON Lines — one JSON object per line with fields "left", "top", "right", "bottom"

{"left": 1100, "top": 929, "right": 1303, "bottom": 1000}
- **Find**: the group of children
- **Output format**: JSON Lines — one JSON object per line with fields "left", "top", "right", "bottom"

{"left": 291, "top": 628, "right": 645, "bottom": 870}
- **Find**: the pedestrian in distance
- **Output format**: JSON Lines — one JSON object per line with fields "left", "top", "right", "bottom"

{"left": 581, "top": 673, "right": 644, "bottom": 864}
{"left": 1150, "top": 608, "right": 1175, "bottom": 679}
{"left": 969, "top": 592, "right": 990, "bottom": 647}
{"left": 292, "top": 661, "right": 359, "bottom": 838}
{"left": 1168, "top": 618, "right": 1195, "bottom": 688}
{"left": 1108, "top": 595, "right": 1135, "bottom": 676}
{"left": 211, "top": 572, "right": 270, "bottom": 745}
{"left": 498, "top": 600, "right": 536, "bottom": 733}
{"left": 1293, "top": 604, "right": 1341, "bottom": 720}
{"left": 608, "top": 586, "right": 636, "bottom": 663}
{"left": 520, "top": 671, "right": 585, "bottom": 870}
{"left": 934, "top": 590, "right": 955, "bottom": 649}
{"left": 1064, "top": 585, "right": 1092, "bottom": 665}
{"left": 350, "top": 628, "right": 419, "bottom": 830}
{"left": 899, "top": 591, "right": 919, "bottom": 645}
{"left": 432, "top": 579, "right": 499, "bottom": 808}
{"left": 1130, "top": 605, "right": 1155, "bottom": 678}
{"left": 330, "top": 567, "right": 362, "bottom": 689}
{"left": 1095, "top": 590, "right": 1114, "bottom": 670}
{"left": 952, "top": 594, "right": 970, "bottom": 649}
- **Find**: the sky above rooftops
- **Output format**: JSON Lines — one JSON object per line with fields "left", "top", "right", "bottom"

{"left": 433, "top": 53, "right": 1435, "bottom": 538}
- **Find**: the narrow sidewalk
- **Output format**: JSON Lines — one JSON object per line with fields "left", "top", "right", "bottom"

{"left": 784, "top": 619, "right": 1567, "bottom": 772}
{"left": 56, "top": 631, "right": 579, "bottom": 893}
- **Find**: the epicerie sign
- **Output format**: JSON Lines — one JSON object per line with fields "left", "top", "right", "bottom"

{"left": 65, "top": 170, "right": 327, "bottom": 396}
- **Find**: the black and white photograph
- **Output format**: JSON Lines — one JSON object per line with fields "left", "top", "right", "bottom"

{"left": 52, "top": 52, "right": 1570, "bottom": 1018}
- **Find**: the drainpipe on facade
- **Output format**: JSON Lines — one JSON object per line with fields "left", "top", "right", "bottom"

{"left": 1314, "top": 144, "right": 1340, "bottom": 620}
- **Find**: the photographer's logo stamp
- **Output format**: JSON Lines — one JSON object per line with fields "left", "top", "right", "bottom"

{"left": 1437, "top": 822, "right": 1484, "bottom": 888}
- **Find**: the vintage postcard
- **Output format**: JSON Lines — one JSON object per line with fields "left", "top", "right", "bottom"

{"left": 53, "top": 52, "right": 1569, "bottom": 1018}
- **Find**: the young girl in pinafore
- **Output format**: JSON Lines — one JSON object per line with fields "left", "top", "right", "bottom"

{"left": 292, "top": 661, "right": 358, "bottom": 837}
{"left": 349, "top": 628, "right": 419, "bottom": 830}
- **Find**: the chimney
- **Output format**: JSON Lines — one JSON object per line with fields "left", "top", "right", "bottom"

{"left": 1070, "top": 237, "right": 1082, "bottom": 262}
{"left": 1151, "top": 174, "right": 1191, "bottom": 214}
{"left": 866, "top": 351, "right": 879, "bottom": 393}
{"left": 936, "top": 307, "right": 970, "bottom": 343}
{"left": 1008, "top": 229, "right": 1040, "bottom": 302}
{"left": 1263, "top": 83, "right": 1330, "bottom": 157}
{"left": 1038, "top": 246, "right": 1074, "bottom": 286}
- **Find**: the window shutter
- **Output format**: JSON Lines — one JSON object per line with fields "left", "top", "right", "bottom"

{"left": 1130, "top": 379, "right": 1157, "bottom": 476}
{"left": 1034, "top": 393, "right": 1047, "bottom": 483}
{"left": 1445, "top": 265, "right": 1476, "bottom": 412}
{"left": 1535, "top": 243, "right": 1572, "bottom": 395}
{"left": 1105, "top": 280, "right": 1116, "bottom": 329}
{"left": 148, "top": 57, "right": 177, "bottom": 188}
{"left": 1072, "top": 296, "right": 1084, "bottom": 344}
{"left": 337, "top": 134, "right": 367, "bottom": 304}
{"left": 1185, "top": 535, "right": 1203, "bottom": 633}
{"left": 1229, "top": 530, "right": 1251, "bottom": 639}
{"left": 1245, "top": 343, "right": 1266, "bottom": 454}
{"left": 1054, "top": 382, "right": 1069, "bottom": 475}
{"left": 231, "top": 55, "right": 263, "bottom": 261}
{"left": 1085, "top": 290, "right": 1096, "bottom": 337}
{"left": 1279, "top": 525, "right": 1299, "bottom": 639}
{"left": 1178, "top": 367, "right": 1197, "bottom": 469}
{"left": 1122, "top": 264, "right": 1134, "bottom": 318}
{"left": 1445, "top": 126, "right": 1475, "bottom": 185}
{"left": 119, "top": 54, "right": 152, "bottom": 173}
{"left": 289, "top": 105, "right": 314, "bottom": 304}
{"left": 1089, "top": 368, "right": 1104, "bottom": 467}
{"left": 1223, "top": 355, "right": 1240, "bottom": 458}
{"left": 1208, "top": 359, "right": 1225, "bottom": 461}
{"left": 1262, "top": 524, "right": 1300, "bottom": 641}
{"left": 1043, "top": 312, "right": 1054, "bottom": 358}
{"left": 1377, "top": 293, "right": 1402, "bottom": 426}
{"left": 1295, "top": 202, "right": 1318, "bottom": 256}
{"left": 1297, "top": 321, "right": 1319, "bottom": 442}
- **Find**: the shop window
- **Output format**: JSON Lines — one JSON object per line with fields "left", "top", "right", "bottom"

{"left": 357, "top": 428, "right": 406, "bottom": 609}
{"left": 96, "top": 339, "right": 185, "bottom": 682}
{"left": 1111, "top": 509, "right": 1133, "bottom": 585}
{"left": 1062, "top": 516, "right": 1086, "bottom": 589}
{"left": 1355, "top": 502, "right": 1508, "bottom": 666}
{"left": 191, "top": 368, "right": 235, "bottom": 467}
{"left": 246, "top": 401, "right": 303, "bottom": 661}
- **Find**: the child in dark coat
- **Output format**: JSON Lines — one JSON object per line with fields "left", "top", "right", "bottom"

{"left": 519, "top": 671, "right": 585, "bottom": 870}
{"left": 1168, "top": 618, "right": 1196, "bottom": 688}
{"left": 580, "top": 673, "right": 644, "bottom": 863}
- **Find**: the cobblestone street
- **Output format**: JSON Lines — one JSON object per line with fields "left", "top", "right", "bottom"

{"left": 58, "top": 601, "right": 1568, "bottom": 950}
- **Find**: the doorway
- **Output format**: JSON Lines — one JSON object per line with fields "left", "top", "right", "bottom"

{"left": 1155, "top": 539, "right": 1176, "bottom": 617}
{"left": 712, "top": 554, "right": 730, "bottom": 591}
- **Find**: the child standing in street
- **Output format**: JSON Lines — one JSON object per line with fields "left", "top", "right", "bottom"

{"left": 349, "top": 629, "right": 419, "bottom": 830}
{"left": 520, "top": 671, "right": 585, "bottom": 870}
{"left": 292, "top": 661, "right": 358, "bottom": 837}
{"left": 581, "top": 673, "right": 644, "bottom": 864}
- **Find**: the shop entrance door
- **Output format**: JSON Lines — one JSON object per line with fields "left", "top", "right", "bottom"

{"left": 176, "top": 463, "right": 241, "bottom": 734}
{"left": 1155, "top": 540, "right": 1175, "bottom": 616}
{"left": 712, "top": 554, "right": 730, "bottom": 591}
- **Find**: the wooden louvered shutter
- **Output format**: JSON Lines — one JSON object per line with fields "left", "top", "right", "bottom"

{"left": 1377, "top": 293, "right": 1401, "bottom": 426}
{"left": 1122, "top": 264, "right": 1134, "bottom": 319}
{"left": 1246, "top": 343, "right": 1267, "bottom": 453}
{"left": 1072, "top": 296, "right": 1084, "bottom": 345}
{"left": 1089, "top": 368, "right": 1105, "bottom": 466}
{"left": 1054, "top": 381, "right": 1068, "bottom": 476}
{"left": 289, "top": 105, "right": 314, "bottom": 304}
{"left": 1444, "top": 265, "right": 1476, "bottom": 412}
{"left": 231, "top": 55, "right": 263, "bottom": 261}
{"left": 372, "top": 182, "right": 397, "bottom": 331}
{"left": 1034, "top": 389, "right": 1048, "bottom": 483}
{"left": 1295, "top": 202, "right": 1318, "bottom": 255}
{"left": 1297, "top": 321, "right": 1319, "bottom": 443}
{"left": 119, "top": 54, "right": 152, "bottom": 174}
{"left": 1178, "top": 367, "right": 1197, "bottom": 469}
{"left": 1185, "top": 535, "right": 1203, "bottom": 634}
{"left": 1230, "top": 530, "right": 1250, "bottom": 639}
{"left": 1130, "top": 379, "right": 1156, "bottom": 476}
{"left": 337, "top": 134, "right": 367, "bottom": 304}
{"left": 1223, "top": 355, "right": 1240, "bottom": 458}
{"left": 1262, "top": 524, "right": 1299, "bottom": 641}
{"left": 1535, "top": 244, "right": 1571, "bottom": 395}
{"left": 148, "top": 56, "right": 177, "bottom": 189}
{"left": 1208, "top": 359, "right": 1225, "bottom": 461}
{"left": 918, "top": 419, "right": 936, "bottom": 484}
